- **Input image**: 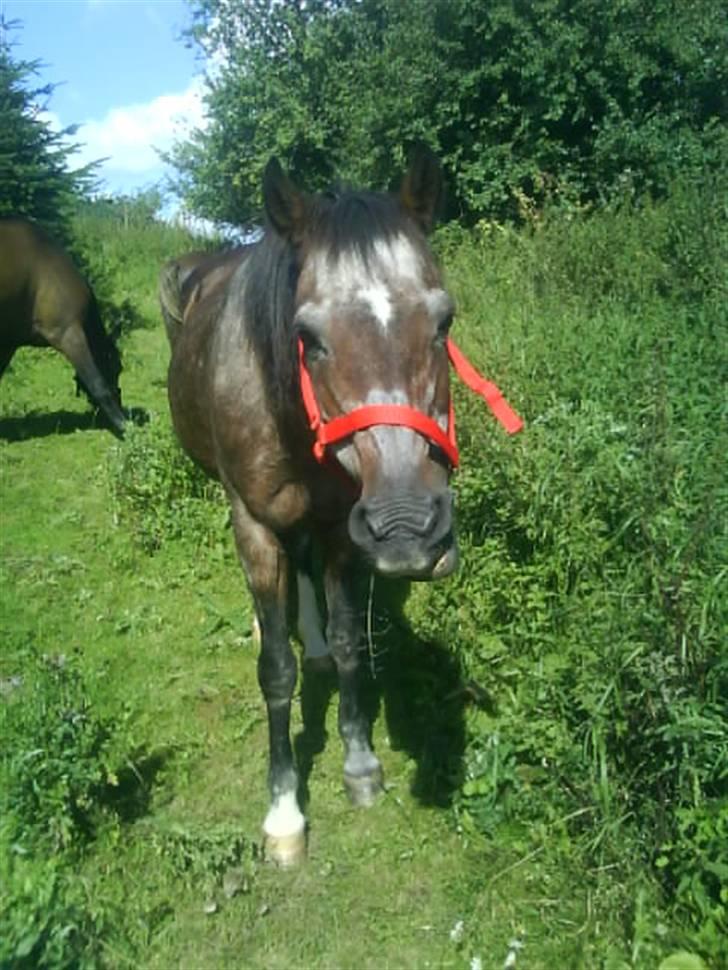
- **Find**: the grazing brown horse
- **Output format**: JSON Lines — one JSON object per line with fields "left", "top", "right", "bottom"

{"left": 164, "top": 149, "right": 521, "bottom": 865}
{"left": 0, "top": 218, "right": 125, "bottom": 435}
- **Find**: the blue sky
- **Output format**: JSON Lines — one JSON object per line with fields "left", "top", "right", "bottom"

{"left": 3, "top": 0, "right": 206, "bottom": 196}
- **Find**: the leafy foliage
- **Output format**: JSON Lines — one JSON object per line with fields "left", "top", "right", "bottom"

{"left": 0, "top": 652, "right": 121, "bottom": 968}
{"left": 407, "top": 172, "right": 727, "bottom": 961}
{"left": 108, "top": 418, "right": 228, "bottom": 552}
{"left": 1, "top": 650, "right": 117, "bottom": 850}
{"left": 0, "top": 20, "right": 96, "bottom": 240}
{"left": 0, "top": 845, "right": 106, "bottom": 970}
{"left": 71, "top": 195, "right": 223, "bottom": 339}
{"left": 169, "top": 0, "right": 727, "bottom": 225}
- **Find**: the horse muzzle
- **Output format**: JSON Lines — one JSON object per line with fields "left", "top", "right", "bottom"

{"left": 348, "top": 489, "right": 458, "bottom": 580}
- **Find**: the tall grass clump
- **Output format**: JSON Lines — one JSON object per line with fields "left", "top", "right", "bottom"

{"left": 108, "top": 417, "right": 228, "bottom": 553}
{"left": 0, "top": 651, "right": 127, "bottom": 968}
{"left": 418, "top": 173, "right": 727, "bottom": 961}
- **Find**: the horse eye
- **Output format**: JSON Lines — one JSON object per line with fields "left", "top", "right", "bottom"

{"left": 433, "top": 313, "right": 453, "bottom": 347}
{"left": 428, "top": 442, "right": 450, "bottom": 468}
{"left": 296, "top": 322, "right": 328, "bottom": 361}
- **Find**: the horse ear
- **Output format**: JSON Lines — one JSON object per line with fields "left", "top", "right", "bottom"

{"left": 263, "top": 157, "right": 308, "bottom": 242}
{"left": 398, "top": 145, "right": 443, "bottom": 233}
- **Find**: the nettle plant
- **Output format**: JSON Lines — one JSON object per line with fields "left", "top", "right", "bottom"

{"left": 108, "top": 418, "right": 228, "bottom": 554}
{"left": 1, "top": 650, "right": 116, "bottom": 850}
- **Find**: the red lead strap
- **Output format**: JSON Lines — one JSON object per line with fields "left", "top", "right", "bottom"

{"left": 446, "top": 339, "right": 524, "bottom": 436}
{"left": 298, "top": 337, "right": 523, "bottom": 469}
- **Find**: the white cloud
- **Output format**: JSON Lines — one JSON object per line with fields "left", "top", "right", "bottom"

{"left": 70, "top": 77, "right": 207, "bottom": 177}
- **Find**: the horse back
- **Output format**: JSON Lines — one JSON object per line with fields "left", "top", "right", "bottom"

{"left": 159, "top": 247, "right": 249, "bottom": 349}
{"left": 0, "top": 219, "right": 91, "bottom": 349}
{"left": 166, "top": 250, "right": 251, "bottom": 474}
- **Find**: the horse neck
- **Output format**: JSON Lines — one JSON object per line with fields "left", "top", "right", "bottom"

{"left": 82, "top": 293, "right": 121, "bottom": 387}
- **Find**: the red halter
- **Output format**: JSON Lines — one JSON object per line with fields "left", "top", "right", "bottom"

{"left": 298, "top": 337, "right": 523, "bottom": 468}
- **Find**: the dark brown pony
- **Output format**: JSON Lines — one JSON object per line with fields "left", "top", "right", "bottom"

{"left": 0, "top": 218, "right": 125, "bottom": 435}
{"left": 165, "top": 149, "right": 460, "bottom": 865}
{"left": 159, "top": 245, "right": 248, "bottom": 347}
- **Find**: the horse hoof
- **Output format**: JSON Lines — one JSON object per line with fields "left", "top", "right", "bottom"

{"left": 344, "top": 768, "right": 384, "bottom": 807}
{"left": 263, "top": 829, "right": 307, "bottom": 867}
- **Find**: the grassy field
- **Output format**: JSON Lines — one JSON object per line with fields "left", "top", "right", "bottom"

{"left": 1, "top": 183, "right": 725, "bottom": 968}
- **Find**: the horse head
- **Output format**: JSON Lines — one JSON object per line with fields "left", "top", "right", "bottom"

{"left": 263, "top": 148, "right": 458, "bottom": 580}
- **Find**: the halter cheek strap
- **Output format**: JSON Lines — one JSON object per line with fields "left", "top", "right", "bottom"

{"left": 298, "top": 337, "right": 523, "bottom": 468}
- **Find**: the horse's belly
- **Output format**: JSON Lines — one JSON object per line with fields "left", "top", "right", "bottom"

{"left": 167, "top": 327, "right": 217, "bottom": 473}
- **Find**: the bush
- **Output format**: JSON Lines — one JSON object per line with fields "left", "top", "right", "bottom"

{"left": 0, "top": 652, "right": 125, "bottom": 968}
{"left": 406, "top": 175, "right": 727, "bottom": 961}
{"left": 108, "top": 418, "right": 228, "bottom": 553}
{"left": 72, "top": 199, "right": 221, "bottom": 336}
{"left": 0, "top": 844, "right": 105, "bottom": 970}
{"left": 1, "top": 651, "right": 116, "bottom": 851}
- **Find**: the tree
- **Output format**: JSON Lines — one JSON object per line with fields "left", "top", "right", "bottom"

{"left": 0, "top": 19, "right": 96, "bottom": 239}
{"left": 169, "top": 0, "right": 728, "bottom": 226}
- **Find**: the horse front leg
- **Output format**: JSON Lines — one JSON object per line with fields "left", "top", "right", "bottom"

{"left": 53, "top": 323, "right": 126, "bottom": 435}
{"left": 325, "top": 549, "right": 384, "bottom": 806}
{"left": 228, "top": 493, "right": 306, "bottom": 866}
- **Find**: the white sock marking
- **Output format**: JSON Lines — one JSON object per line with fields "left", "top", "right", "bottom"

{"left": 263, "top": 790, "right": 305, "bottom": 838}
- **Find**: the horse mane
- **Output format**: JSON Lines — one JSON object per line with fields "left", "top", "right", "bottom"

{"left": 242, "top": 188, "right": 418, "bottom": 422}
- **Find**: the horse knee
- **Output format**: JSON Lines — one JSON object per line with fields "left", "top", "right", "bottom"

{"left": 327, "top": 631, "right": 360, "bottom": 671}
{"left": 257, "top": 648, "right": 297, "bottom": 703}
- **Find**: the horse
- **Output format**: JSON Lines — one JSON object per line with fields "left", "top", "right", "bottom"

{"left": 164, "top": 148, "right": 522, "bottom": 866}
{"left": 0, "top": 218, "right": 125, "bottom": 435}
{"left": 159, "top": 245, "right": 248, "bottom": 347}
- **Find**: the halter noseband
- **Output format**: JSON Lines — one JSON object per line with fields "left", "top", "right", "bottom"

{"left": 298, "top": 337, "right": 523, "bottom": 468}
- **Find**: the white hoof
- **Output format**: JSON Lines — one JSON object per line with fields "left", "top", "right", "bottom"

{"left": 263, "top": 828, "right": 307, "bottom": 867}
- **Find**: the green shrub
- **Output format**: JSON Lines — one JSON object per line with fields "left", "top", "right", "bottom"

{"left": 0, "top": 653, "right": 124, "bottom": 968}
{"left": 0, "top": 842, "right": 105, "bottom": 970}
{"left": 1, "top": 651, "right": 116, "bottom": 851}
{"left": 72, "top": 199, "right": 221, "bottom": 334}
{"left": 407, "top": 174, "right": 727, "bottom": 960}
{"left": 148, "top": 820, "right": 256, "bottom": 896}
{"left": 108, "top": 417, "right": 227, "bottom": 553}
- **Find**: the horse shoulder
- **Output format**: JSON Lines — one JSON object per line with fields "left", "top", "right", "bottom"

{"left": 209, "top": 330, "right": 310, "bottom": 530}
{"left": 28, "top": 231, "right": 93, "bottom": 339}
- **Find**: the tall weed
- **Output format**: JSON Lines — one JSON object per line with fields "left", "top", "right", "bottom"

{"left": 108, "top": 417, "right": 228, "bottom": 553}
{"left": 0, "top": 651, "right": 131, "bottom": 968}
{"left": 416, "top": 173, "right": 727, "bottom": 960}
{"left": 1, "top": 651, "right": 116, "bottom": 850}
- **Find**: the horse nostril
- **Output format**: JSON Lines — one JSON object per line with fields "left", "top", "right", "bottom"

{"left": 354, "top": 494, "right": 442, "bottom": 541}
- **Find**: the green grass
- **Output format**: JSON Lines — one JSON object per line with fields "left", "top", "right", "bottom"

{"left": 1, "top": 188, "right": 725, "bottom": 969}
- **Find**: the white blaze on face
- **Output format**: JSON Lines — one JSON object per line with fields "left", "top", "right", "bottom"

{"left": 298, "top": 232, "right": 453, "bottom": 477}
{"left": 356, "top": 282, "right": 392, "bottom": 329}
{"left": 307, "top": 232, "right": 430, "bottom": 331}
